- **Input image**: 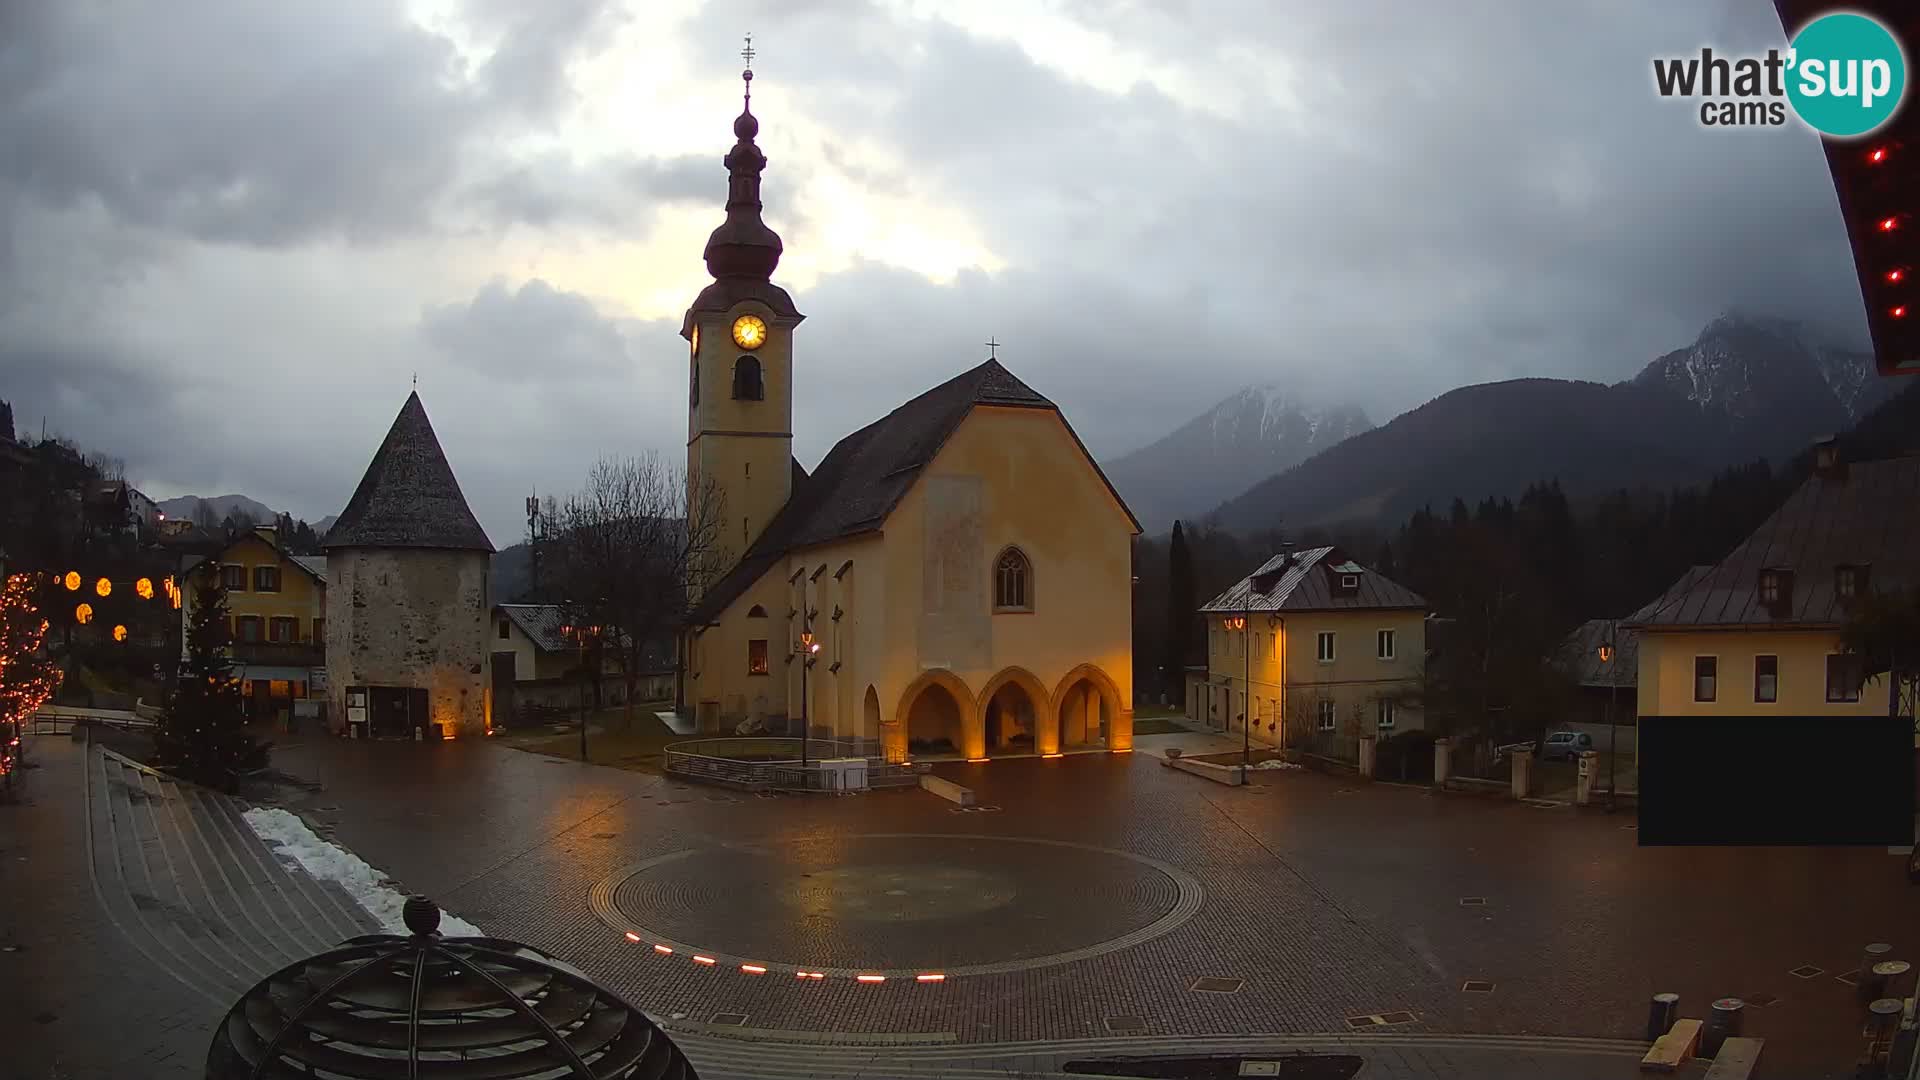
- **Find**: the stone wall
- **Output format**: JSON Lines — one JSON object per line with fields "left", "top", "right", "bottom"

{"left": 326, "top": 547, "right": 489, "bottom": 736}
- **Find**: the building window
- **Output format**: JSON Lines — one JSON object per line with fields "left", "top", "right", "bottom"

{"left": 253, "top": 565, "right": 280, "bottom": 592}
{"left": 1341, "top": 574, "right": 1359, "bottom": 590}
{"left": 268, "top": 617, "right": 297, "bottom": 643}
{"left": 1316, "top": 631, "right": 1336, "bottom": 663}
{"left": 313, "top": 618, "right": 325, "bottom": 643}
{"left": 1758, "top": 570, "right": 1780, "bottom": 606}
{"left": 1316, "top": 699, "right": 1337, "bottom": 731}
{"left": 1376, "top": 698, "right": 1396, "bottom": 729}
{"left": 498, "top": 619, "right": 510, "bottom": 640}
{"left": 994, "top": 547, "right": 1032, "bottom": 611}
{"left": 1754, "top": 655, "right": 1778, "bottom": 703}
{"left": 747, "top": 604, "right": 767, "bottom": 618}
{"left": 748, "top": 639, "right": 769, "bottom": 675}
{"left": 1835, "top": 564, "right": 1866, "bottom": 601}
{"left": 235, "top": 615, "right": 262, "bottom": 643}
{"left": 1693, "top": 656, "right": 1717, "bottom": 702}
{"left": 1825, "top": 654, "right": 1864, "bottom": 703}
{"left": 732, "top": 355, "right": 764, "bottom": 400}
{"left": 1376, "top": 629, "right": 1395, "bottom": 660}
{"left": 221, "top": 564, "right": 247, "bottom": 591}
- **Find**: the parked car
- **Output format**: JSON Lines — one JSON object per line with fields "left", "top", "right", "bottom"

{"left": 1538, "top": 730, "right": 1594, "bottom": 762}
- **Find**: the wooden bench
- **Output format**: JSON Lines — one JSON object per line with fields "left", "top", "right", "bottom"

{"left": 920, "top": 775, "right": 976, "bottom": 806}
{"left": 1702, "top": 1037, "right": 1763, "bottom": 1079}
{"left": 1641, "top": 1018, "right": 1701, "bottom": 1072}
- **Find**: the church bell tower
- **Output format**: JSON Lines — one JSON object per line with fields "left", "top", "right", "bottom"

{"left": 683, "top": 36, "right": 803, "bottom": 569}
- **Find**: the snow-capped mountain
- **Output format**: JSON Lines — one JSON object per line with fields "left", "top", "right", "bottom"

{"left": 1103, "top": 385, "right": 1372, "bottom": 533}
{"left": 1629, "top": 310, "right": 1890, "bottom": 429}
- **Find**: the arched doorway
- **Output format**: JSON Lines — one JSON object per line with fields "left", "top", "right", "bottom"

{"left": 978, "top": 667, "right": 1054, "bottom": 755}
{"left": 895, "top": 670, "right": 980, "bottom": 759}
{"left": 862, "top": 685, "right": 881, "bottom": 749}
{"left": 1052, "top": 664, "right": 1129, "bottom": 750}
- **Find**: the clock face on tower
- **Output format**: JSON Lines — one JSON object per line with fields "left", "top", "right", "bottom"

{"left": 732, "top": 314, "right": 767, "bottom": 350}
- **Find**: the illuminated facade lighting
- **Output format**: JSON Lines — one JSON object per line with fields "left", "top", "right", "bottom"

{"left": 966, "top": 757, "right": 988, "bottom": 763}
{"left": 915, "top": 973, "right": 946, "bottom": 983}
{"left": 653, "top": 944, "right": 673, "bottom": 954}
{"left": 855, "top": 974, "right": 885, "bottom": 983}
{"left": 692, "top": 955, "right": 717, "bottom": 965}
{"left": 624, "top": 932, "right": 641, "bottom": 942}
{"left": 741, "top": 964, "right": 767, "bottom": 974}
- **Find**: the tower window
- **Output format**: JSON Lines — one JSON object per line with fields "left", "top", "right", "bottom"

{"left": 994, "top": 547, "right": 1032, "bottom": 611}
{"left": 732, "top": 356, "right": 764, "bottom": 400}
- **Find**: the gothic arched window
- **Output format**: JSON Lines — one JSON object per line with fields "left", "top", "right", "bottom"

{"left": 732, "top": 356, "right": 764, "bottom": 400}
{"left": 747, "top": 604, "right": 767, "bottom": 618}
{"left": 994, "top": 547, "right": 1032, "bottom": 612}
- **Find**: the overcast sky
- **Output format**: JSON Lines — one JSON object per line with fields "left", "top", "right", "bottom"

{"left": 0, "top": 0, "right": 1872, "bottom": 546}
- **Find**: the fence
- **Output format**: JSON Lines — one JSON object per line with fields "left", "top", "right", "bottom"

{"left": 31, "top": 705, "right": 157, "bottom": 736}
{"left": 663, "top": 736, "right": 916, "bottom": 791}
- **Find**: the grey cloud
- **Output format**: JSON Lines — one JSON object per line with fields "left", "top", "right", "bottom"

{"left": 422, "top": 279, "right": 635, "bottom": 381}
{"left": 466, "top": 153, "right": 714, "bottom": 230}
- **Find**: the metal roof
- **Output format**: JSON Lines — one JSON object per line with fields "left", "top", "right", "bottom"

{"left": 496, "top": 604, "right": 673, "bottom": 671}
{"left": 1625, "top": 454, "right": 1920, "bottom": 630}
{"left": 1554, "top": 618, "right": 1639, "bottom": 688}
{"left": 1199, "top": 546, "right": 1427, "bottom": 614}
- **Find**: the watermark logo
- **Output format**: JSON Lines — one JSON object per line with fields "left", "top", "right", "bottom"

{"left": 1652, "top": 11, "right": 1907, "bottom": 137}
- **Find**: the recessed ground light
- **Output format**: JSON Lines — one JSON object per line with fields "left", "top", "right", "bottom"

{"left": 1461, "top": 980, "right": 1496, "bottom": 993}
{"left": 1744, "top": 994, "right": 1778, "bottom": 1008}
{"left": 1237, "top": 1064, "right": 1281, "bottom": 1077}
{"left": 1103, "top": 1015, "right": 1147, "bottom": 1032}
{"left": 1836, "top": 969, "right": 1862, "bottom": 986}
{"left": 1458, "top": 896, "right": 1487, "bottom": 906}
{"left": 710, "top": 1012, "right": 748, "bottom": 1026}
{"left": 1344, "top": 1015, "right": 1385, "bottom": 1029}
{"left": 1190, "top": 977, "right": 1244, "bottom": 993}
{"left": 1790, "top": 965, "right": 1824, "bottom": 979}
{"left": 1377, "top": 1011, "right": 1417, "bottom": 1024}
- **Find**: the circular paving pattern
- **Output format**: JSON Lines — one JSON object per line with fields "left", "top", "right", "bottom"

{"left": 587, "top": 833, "right": 1203, "bottom": 977}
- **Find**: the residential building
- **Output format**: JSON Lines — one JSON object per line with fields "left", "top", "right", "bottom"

{"left": 181, "top": 526, "right": 328, "bottom": 723}
{"left": 678, "top": 71, "right": 1140, "bottom": 760}
{"left": 1624, "top": 442, "right": 1919, "bottom": 733}
{"left": 490, "top": 603, "right": 674, "bottom": 720}
{"left": 1194, "top": 547, "right": 1428, "bottom": 761}
{"left": 324, "top": 392, "right": 494, "bottom": 739}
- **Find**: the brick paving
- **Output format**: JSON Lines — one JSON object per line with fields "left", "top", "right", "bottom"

{"left": 264, "top": 736, "right": 1916, "bottom": 1079}
{"left": 12, "top": 728, "right": 1911, "bottom": 1079}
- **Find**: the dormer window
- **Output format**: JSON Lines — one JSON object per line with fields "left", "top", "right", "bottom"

{"left": 1757, "top": 568, "right": 1793, "bottom": 615}
{"left": 732, "top": 355, "right": 764, "bottom": 400}
{"left": 1341, "top": 574, "right": 1359, "bottom": 590}
{"left": 1835, "top": 564, "right": 1868, "bottom": 601}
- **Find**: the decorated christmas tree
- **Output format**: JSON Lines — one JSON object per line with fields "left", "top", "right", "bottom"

{"left": 156, "top": 571, "right": 265, "bottom": 790}
{"left": 0, "top": 572, "right": 65, "bottom": 735}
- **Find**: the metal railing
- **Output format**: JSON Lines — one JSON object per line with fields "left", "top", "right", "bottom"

{"left": 31, "top": 705, "right": 158, "bottom": 735}
{"left": 663, "top": 736, "right": 915, "bottom": 791}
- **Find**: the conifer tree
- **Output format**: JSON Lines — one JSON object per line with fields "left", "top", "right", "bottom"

{"left": 1163, "top": 521, "right": 1195, "bottom": 704}
{"left": 156, "top": 571, "right": 265, "bottom": 790}
{"left": 0, "top": 573, "right": 65, "bottom": 735}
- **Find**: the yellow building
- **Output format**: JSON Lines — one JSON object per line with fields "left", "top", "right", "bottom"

{"left": 1194, "top": 548, "right": 1428, "bottom": 759}
{"left": 677, "top": 71, "right": 1141, "bottom": 762}
{"left": 181, "top": 526, "right": 328, "bottom": 721}
{"left": 1625, "top": 446, "right": 1919, "bottom": 733}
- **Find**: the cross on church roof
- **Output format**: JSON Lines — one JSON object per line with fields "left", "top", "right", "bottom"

{"left": 985, "top": 337, "right": 1000, "bottom": 359}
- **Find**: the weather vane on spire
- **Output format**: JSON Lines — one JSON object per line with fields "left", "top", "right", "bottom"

{"left": 742, "top": 32, "right": 755, "bottom": 71}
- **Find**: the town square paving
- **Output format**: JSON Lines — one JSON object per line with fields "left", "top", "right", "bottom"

{"left": 4, "top": 728, "right": 1913, "bottom": 1078}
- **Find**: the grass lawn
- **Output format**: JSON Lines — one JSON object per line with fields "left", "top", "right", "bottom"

{"left": 1130, "top": 716, "right": 1191, "bottom": 735}
{"left": 498, "top": 704, "right": 689, "bottom": 774}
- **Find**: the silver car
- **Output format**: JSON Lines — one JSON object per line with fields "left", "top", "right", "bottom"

{"left": 1539, "top": 730, "right": 1594, "bottom": 762}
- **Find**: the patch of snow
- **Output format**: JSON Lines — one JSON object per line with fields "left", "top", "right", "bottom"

{"left": 243, "top": 807, "right": 486, "bottom": 937}
{"left": 1253, "top": 759, "right": 1303, "bottom": 770}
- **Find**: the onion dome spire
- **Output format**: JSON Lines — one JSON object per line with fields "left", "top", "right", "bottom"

{"left": 703, "top": 33, "right": 783, "bottom": 281}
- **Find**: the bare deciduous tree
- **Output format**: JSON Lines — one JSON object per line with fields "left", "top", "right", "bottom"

{"left": 547, "top": 454, "right": 728, "bottom": 731}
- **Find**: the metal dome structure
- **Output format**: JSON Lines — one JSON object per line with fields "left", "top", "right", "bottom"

{"left": 206, "top": 896, "right": 698, "bottom": 1079}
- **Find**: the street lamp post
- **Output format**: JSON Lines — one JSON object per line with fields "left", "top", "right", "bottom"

{"left": 797, "top": 627, "right": 820, "bottom": 784}
{"left": 563, "top": 623, "right": 598, "bottom": 762}
{"left": 1598, "top": 623, "right": 1618, "bottom": 813}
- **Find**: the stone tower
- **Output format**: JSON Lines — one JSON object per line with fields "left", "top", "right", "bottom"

{"left": 324, "top": 392, "right": 495, "bottom": 738}
{"left": 683, "top": 58, "right": 804, "bottom": 571}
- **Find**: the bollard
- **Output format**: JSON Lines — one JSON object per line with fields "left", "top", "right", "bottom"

{"left": 1868, "top": 997, "right": 1904, "bottom": 1040}
{"left": 1701, "top": 997, "right": 1744, "bottom": 1057}
{"left": 1646, "top": 992, "right": 1681, "bottom": 1042}
{"left": 1865, "top": 959, "right": 1911, "bottom": 1001}
{"left": 1861, "top": 943, "right": 1894, "bottom": 1000}
{"left": 1511, "top": 751, "right": 1534, "bottom": 800}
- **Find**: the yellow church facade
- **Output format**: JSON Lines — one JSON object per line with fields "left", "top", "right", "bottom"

{"left": 676, "top": 67, "right": 1138, "bottom": 762}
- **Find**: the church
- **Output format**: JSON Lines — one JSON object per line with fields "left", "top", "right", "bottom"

{"left": 677, "top": 62, "right": 1139, "bottom": 763}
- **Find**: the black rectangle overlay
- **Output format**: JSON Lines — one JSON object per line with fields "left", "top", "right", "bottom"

{"left": 1638, "top": 715, "right": 1914, "bottom": 845}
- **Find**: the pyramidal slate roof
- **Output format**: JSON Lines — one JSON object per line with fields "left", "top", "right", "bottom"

{"left": 324, "top": 392, "right": 494, "bottom": 553}
{"left": 689, "top": 358, "right": 1138, "bottom": 625}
